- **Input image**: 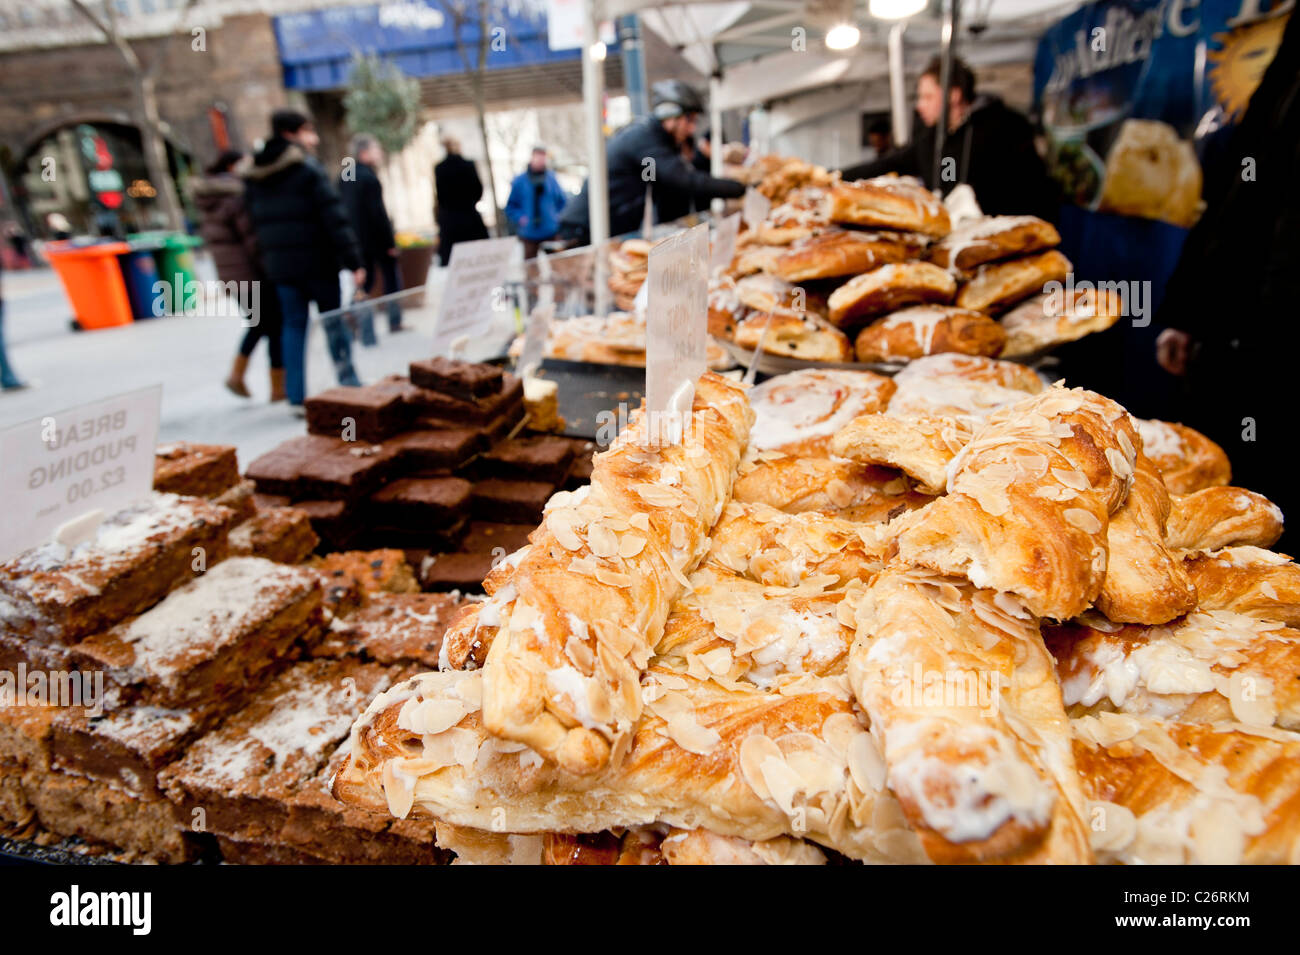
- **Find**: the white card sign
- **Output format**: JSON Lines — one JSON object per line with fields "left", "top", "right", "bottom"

{"left": 518, "top": 303, "right": 555, "bottom": 379}
{"left": 710, "top": 212, "right": 741, "bottom": 272}
{"left": 0, "top": 385, "right": 161, "bottom": 560}
{"left": 433, "top": 237, "right": 517, "bottom": 355}
{"left": 645, "top": 222, "right": 709, "bottom": 441}
{"left": 742, "top": 188, "right": 771, "bottom": 229}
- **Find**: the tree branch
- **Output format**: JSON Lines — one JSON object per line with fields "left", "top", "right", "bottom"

{"left": 69, "top": 0, "right": 142, "bottom": 72}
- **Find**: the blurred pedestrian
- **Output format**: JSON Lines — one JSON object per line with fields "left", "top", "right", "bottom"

{"left": 340, "top": 133, "right": 407, "bottom": 339}
{"left": 243, "top": 109, "right": 365, "bottom": 409}
{"left": 433, "top": 137, "right": 489, "bottom": 266}
{"left": 504, "top": 145, "right": 568, "bottom": 259}
{"left": 0, "top": 256, "right": 27, "bottom": 391}
{"left": 191, "top": 149, "right": 286, "bottom": 401}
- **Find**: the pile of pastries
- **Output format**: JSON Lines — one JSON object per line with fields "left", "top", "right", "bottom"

{"left": 332, "top": 356, "right": 1300, "bottom": 864}
{"left": 713, "top": 172, "right": 1121, "bottom": 366}
{"left": 510, "top": 311, "right": 732, "bottom": 371}
{"left": 607, "top": 238, "right": 653, "bottom": 313}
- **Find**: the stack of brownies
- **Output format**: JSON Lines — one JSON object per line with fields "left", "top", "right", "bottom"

{"left": 0, "top": 444, "right": 467, "bottom": 863}
{"left": 244, "top": 357, "right": 595, "bottom": 592}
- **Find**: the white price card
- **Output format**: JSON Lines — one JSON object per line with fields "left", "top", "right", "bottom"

{"left": 645, "top": 222, "right": 709, "bottom": 442}
{"left": 433, "top": 237, "right": 518, "bottom": 355}
{"left": 742, "top": 188, "right": 771, "bottom": 229}
{"left": 710, "top": 212, "right": 741, "bottom": 273}
{"left": 518, "top": 303, "right": 555, "bottom": 379}
{"left": 0, "top": 385, "right": 161, "bottom": 560}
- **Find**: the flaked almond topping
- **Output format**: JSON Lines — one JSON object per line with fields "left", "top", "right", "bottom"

{"left": 595, "top": 567, "right": 633, "bottom": 588}
{"left": 619, "top": 533, "right": 647, "bottom": 558}
{"left": 1052, "top": 467, "right": 1091, "bottom": 491}
{"left": 629, "top": 512, "right": 651, "bottom": 532}
{"left": 548, "top": 511, "right": 583, "bottom": 551}
{"left": 587, "top": 522, "right": 619, "bottom": 559}
{"left": 670, "top": 522, "right": 689, "bottom": 550}
{"left": 827, "top": 479, "right": 855, "bottom": 508}
{"left": 1063, "top": 507, "right": 1103, "bottom": 535}
{"left": 634, "top": 482, "right": 683, "bottom": 507}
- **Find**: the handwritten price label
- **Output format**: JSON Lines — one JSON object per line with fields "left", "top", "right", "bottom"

{"left": 645, "top": 222, "right": 709, "bottom": 439}
{"left": 434, "top": 237, "right": 518, "bottom": 355}
{"left": 0, "top": 385, "right": 161, "bottom": 560}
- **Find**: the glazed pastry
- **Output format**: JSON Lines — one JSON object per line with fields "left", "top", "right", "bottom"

{"left": 893, "top": 352, "right": 1044, "bottom": 394}
{"left": 1135, "top": 418, "right": 1232, "bottom": 494}
{"left": 1045, "top": 612, "right": 1300, "bottom": 730}
{"left": 774, "top": 229, "right": 920, "bottom": 283}
{"left": 830, "top": 412, "right": 972, "bottom": 495}
{"left": 1166, "top": 486, "right": 1284, "bottom": 553}
{"left": 854, "top": 305, "right": 1006, "bottom": 363}
{"left": 998, "top": 287, "right": 1122, "bottom": 359}
{"left": 896, "top": 387, "right": 1139, "bottom": 620}
{"left": 828, "top": 175, "right": 952, "bottom": 237}
{"left": 748, "top": 368, "right": 896, "bottom": 457}
{"left": 1183, "top": 547, "right": 1300, "bottom": 626}
{"left": 928, "top": 215, "right": 1061, "bottom": 271}
{"left": 827, "top": 262, "right": 957, "bottom": 328}
{"left": 733, "top": 310, "right": 854, "bottom": 363}
{"left": 729, "top": 244, "right": 785, "bottom": 278}
{"left": 848, "top": 566, "right": 1093, "bottom": 864}
{"left": 480, "top": 373, "right": 753, "bottom": 775}
{"left": 733, "top": 454, "right": 930, "bottom": 519}
{"left": 1093, "top": 453, "right": 1197, "bottom": 625}
{"left": 659, "top": 828, "right": 827, "bottom": 865}
{"left": 734, "top": 273, "right": 808, "bottom": 314}
{"left": 956, "top": 250, "right": 1072, "bottom": 313}
{"left": 1073, "top": 713, "right": 1300, "bottom": 864}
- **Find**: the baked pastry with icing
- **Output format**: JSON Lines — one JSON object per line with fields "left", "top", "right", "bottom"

{"left": 774, "top": 229, "right": 921, "bottom": 283}
{"left": 927, "top": 215, "right": 1061, "bottom": 271}
{"left": 1073, "top": 714, "right": 1300, "bottom": 864}
{"left": 1166, "top": 486, "right": 1284, "bottom": 552}
{"left": 854, "top": 305, "right": 1006, "bottom": 363}
{"left": 956, "top": 250, "right": 1072, "bottom": 313}
{"left": 848, "top": 566, "right": 1093, "bottom": 863}
{"left": 1135, "top": 418, "right": 1231, "bottom": 494}
{"left": 831, "top": 412, "right": 972, "bottom": 494}
{"left": 747, "top": 368, "right": 895, "bottom": 457}
{"left": 732, "top": 454, "right": 930, "bottom": 520}
{"left": 1183, "top": 546, "right": 1300, "bottom": 626}
{"left": 733, "top": 310, "right": 853, "bottom": 363}
{"left": 998, "top": 287, "right": 1122, "bottom": 358}
{"left": 827, "top": 262, "right": 957, "bottom": 328}
{"left": 828, "top": 175, "right": 952, "bottom": 237}
{"left": 894, "top": 352, "right": 1045, "bottom": 394}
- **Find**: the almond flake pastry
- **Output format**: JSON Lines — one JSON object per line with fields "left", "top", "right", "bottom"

{"left": 333, "top": 364, "right": 1300, "bottom": 866}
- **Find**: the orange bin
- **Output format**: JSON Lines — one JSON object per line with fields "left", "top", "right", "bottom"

{"left": 46, "top": 240, "right": 134, "bottom": 330}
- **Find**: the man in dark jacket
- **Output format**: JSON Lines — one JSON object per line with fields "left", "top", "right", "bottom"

{"left": 244, "top": 109, "right": 365, "bottom": 408}
{"left": 340, "top": 133, "right": 406, "bottom": 338}
{"left": 434, "top": 137, "right": 490, "bottom": 267}
{"left": 191, "top": 149, "right": 285, "bottom": 401}
{"left": 841, "top": 57, "right": 1058, "bottom": 221}
{"left": 558, "top": 80, "right": 746, "bottom": 243}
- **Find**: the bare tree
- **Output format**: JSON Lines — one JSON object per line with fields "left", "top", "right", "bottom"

{"left": 434, "top": 0, "right": 503, "bottom": 234}
{"left": 68, "top": 0, "right": 200, "bottom": 231}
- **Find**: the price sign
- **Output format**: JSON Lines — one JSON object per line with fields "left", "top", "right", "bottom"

{"left": 742, "top": 188, "right": 771, "bottom": 229}
{"left": 518, "top": 303, "right": 554, "bottom": 379}
{"left": 710, "top": 212, "right": 741, "bottom": 273}
{"left": 645, "top": 222, "right": 709, "bottom": 440}
{"left": 0, "top": 385, "right": 161, "bottom": 560}
{"left": 433, "top": 237, "right": 517, "bottom": 355}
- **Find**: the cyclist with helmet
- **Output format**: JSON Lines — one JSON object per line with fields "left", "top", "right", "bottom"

{"left": 557, "top": 80, "right": 745, "bottom": 243}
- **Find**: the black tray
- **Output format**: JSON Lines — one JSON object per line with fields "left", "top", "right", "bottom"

{"left": 527, "top": 358, "right": 645, "bottom": 441}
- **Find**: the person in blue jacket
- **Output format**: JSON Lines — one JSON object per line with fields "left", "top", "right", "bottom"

{"left": 505, "top": 145, "right": 569, "bottom": 259}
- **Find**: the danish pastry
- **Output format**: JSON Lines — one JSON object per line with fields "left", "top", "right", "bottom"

{"left": 733, "top": 454, "right": 930, "bottom": 520}
{"left": 955, "top": 250, "right": 1072, "bottom": 313}
{"left": 1135, "top": 418, "right": 1231, "bottom": 494}
{"left": 828, "top": 175, "right": 952, "bottom": 237}
{"left": 927, "top": 215, "right": 1061, "bottom": 271}
{"left": 827, "top": 262, "right": 957, "bottom": 328}
{"left": 754, "top": 190, "right": 830, "bottom": 245}
{"left": 894, "top": 352, "right": 1045, "bottom": 394}
{"left": 830, "top": 412, "right": 972, "bottom": 495}
{"left": 1183, "top": 546, "right": 1300, "bottom": 626}
{"left": 733, "top": 310, "right": 853, "bottom": 363}
{"left": 998, "top": 287, "right": 1123, "bottom": 359}
{"left": 854, "top": 305, "right": 1006, "bottom": 363}
{"left": 748, "top": 368, "right": 896, "bottom": 457}
{"left": 734, "top": 273, "right": 826, "bottom": 316}
{"left": 774, "top": 229, "right": 921, "bottom": 283}
{"left": 887, "top": 354, "right": 1043, "bottom": 425}
{"left": 1166, "top": 486, "right": 1284, "bottom": 552}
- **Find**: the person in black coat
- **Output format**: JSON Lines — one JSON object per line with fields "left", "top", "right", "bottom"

{"left": 434, "top": 138, "right": 489, "bottom": 267}
{"left": 1154, "top": 9, "right": 1300, "bottom": 545}
{"left": 841, "top": 56, "right": 1058, "bottom": 222}
{"left": 558, "top": 80, "right": 746, "bottom": 243}
{"left": 340, "top": 133, "right": 406, "bottom": 339}
{"left": 243, "top": 109, "right": 365, "bottom": 407}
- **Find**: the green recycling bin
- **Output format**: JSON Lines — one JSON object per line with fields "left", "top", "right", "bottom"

{"left": 128, "top": 231, "right": 202, "bottom": 314}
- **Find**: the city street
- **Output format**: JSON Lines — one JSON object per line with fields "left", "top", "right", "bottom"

{"left": 0, "top": 258, "right": 490, "bottom": 465}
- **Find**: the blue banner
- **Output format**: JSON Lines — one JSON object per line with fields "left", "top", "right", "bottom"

{"left": 273, "top": 0, "right": 610, "bottom": 90}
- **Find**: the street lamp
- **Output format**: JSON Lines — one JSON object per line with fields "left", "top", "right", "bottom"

{"left": 825, "top": 22, "right": 861, "bottom": 49}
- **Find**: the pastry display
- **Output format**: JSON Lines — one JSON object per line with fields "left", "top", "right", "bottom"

{"left": 955, "top": 250, "right": 1072, "bottom": 313}
{"left": 853, "top": 305, "right": 1006, "bottom": 363}
{"left": 828, "top": 175, "right": 952, "bottom": 237}
{"left": 827, "top": 262, "right": 958, "bottom": 328}
{"left": 732, "top": 310, "right": 853, "bottom": 363}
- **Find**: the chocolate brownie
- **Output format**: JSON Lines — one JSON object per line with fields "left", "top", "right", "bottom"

{"left": 368, "top": 476, "right": 471, "bottom": 528}
{"left": 69, "top": 557, "right": 323, "bottom": 709}
{"left": 408, "top": 373, "right": 523, "bottom": 424}
{"left": 293, "top": 499, "right": 354, "bottom": 550}
{"left": 153, "top": 442, "right": 240, "bottom": 498}
{"left": 158, "top": 658, "right": 397, "bottom": 846}
{"left": 459, "top": 521, "right": 535, "bottom": 556}
{"left": 561, "top": 437, "right": 598, "bottom": 487}
{"left": 409, "top": 357, "right": 503, "bottom": 400}
{"left": 305, "top": 385, "right": 410, "bottom": 442}
{"left": 296, "top": 440, "right": 404, "bottom": 502}
{"left": 357, "top": 517, "right": 468, "bottom": 553}
{"left": 228, "top": 507, "right": 319, "bottom": 565}
{"left": 0, "top": 493, "right": 235, "bottom": 645}
{"left": 385, "top": 428, "right": 479, "bottom": 471}
{"left": 420, "top": 551, "right": 498, "bottom": 593}
{"left": 308, "top": 550, "right": 420, "bottom": 596}
{"left": 312, "top": 593, "right": 462, "bottom": 667}
{"left": 252, "top": 492, "right": 292, "bottom": 510}
{"left": 244, "top": 434, "right": 324, "bottom": 497}
{"left": 479, "top": 435, "right": 575, "bottom": 484}
{"left": 470, "top": 478, "right": 555, "bottom": 524}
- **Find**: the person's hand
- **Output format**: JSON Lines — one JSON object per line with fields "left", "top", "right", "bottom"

{"left": 1156, "top": 328, "right": 1192, "bottom": 376}
{"left": 353, "top": 268, "right": 367, "bottom": 287}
